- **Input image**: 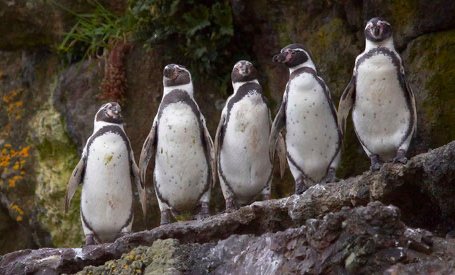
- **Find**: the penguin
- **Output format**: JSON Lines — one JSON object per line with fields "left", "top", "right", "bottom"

{"left": 270, "top": 44, "right": 342, "bottom": 194}
{"left": 139, "top": 64, "right": 215, "bottom": 225}
{"left": 65, "top": 102, "right": 147, "bottom": 245}
{"left": 338, "top": 17, "right": 417, "bottom": 171}
{"left": 214, "top": 60, "right": 286, "bottom": 211}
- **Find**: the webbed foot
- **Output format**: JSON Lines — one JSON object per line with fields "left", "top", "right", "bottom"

{"left": 370, "top": 154, "right": 382, "bottom": 171}
{"left": 85, "top": 234, "right": 95, "bottom": 246}
{"left": 324, "top": 168, "right": 338, "bottom": 183}
{"left": 393, "top": 149, "right": 408, "bottom": 164}
{"left": 160, "top": 209, "right": 171, "bottom": 225}
{"left": 295, "top": 176, "right": 308, "bottom": 195}
{"left": 262, "top": 193, "right": 271, "bottom": 201}
{"left": 196, "top": 202, "right": 210, "bottom": 220}
{"left": 225, "top": 197, "right": 236, "bottom": 212}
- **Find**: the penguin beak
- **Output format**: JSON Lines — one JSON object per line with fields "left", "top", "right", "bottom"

{"left": 163, "top": 65, "right": 177, "bottom": 80}
{"left": 373, "top": 26, "right": 381, "bottom": 37}
{"left": 372, "top": 22, "right": 385, "bottom": 38}
{"left": 239, "top": 64, "right": 250, "bottom": 76}
{"left": 273, "top": 51, "right": 291, "bottom": 63}
{"left": 108, "top": 103, "right": 122, "bottom": 118}
{"left": 272, "top": 52, "right": 286, "bottom": 63}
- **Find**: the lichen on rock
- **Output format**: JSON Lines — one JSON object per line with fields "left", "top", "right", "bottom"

{"left": 78, "top": 239, "right": 179, "bottom": 275}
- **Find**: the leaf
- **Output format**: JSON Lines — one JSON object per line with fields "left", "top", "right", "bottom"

{"left": 183, "top": 5, "right": 210, "bottom": 36}
{"left": 211, "top": 2, "right": 233, "bottom": 36}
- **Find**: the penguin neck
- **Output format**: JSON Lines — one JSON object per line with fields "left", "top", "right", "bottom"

{"left": 232, "top": 79, "right": 259, "bottom": 92}
{"left": 365, "top": 37, "right": 395, "bottom": 51}
{"left": 163, "top": 82, "right": 194, "bottom": 97}
{"left": 288, "top": 62, "right": 316, "bottom": 75}
{"left": 93, "top": 121, "right": 124, "bottom": 132}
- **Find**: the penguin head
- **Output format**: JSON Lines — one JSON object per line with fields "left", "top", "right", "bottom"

{"left": 231, "top": 60, "right": 258, "bottom": 83}
{"left": 364, "top": 17, "right": 393, "bottom": 43}
{"left": 163, "top": 64, "right": 192, "bottom": 87}
{"left": 95, "top": 102, "right": 123, "bottom": 124}
{"left": 273, "top": 44, "right": 315, "bottom": 70}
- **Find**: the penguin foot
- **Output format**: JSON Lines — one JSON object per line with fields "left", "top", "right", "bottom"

{"left": 324, "top": 168, "right": 337, "bottom": 183}
{"left": 295, "top": 177, "right": 308, "bottom": 195}
{"left": 262, "top": 193, "right": 271, "bottom": 201}
{"left": 393, "top": 149, "right": 408, "bottom": 164}
{"left": 370, "top": 154, "right": 382, "bottom": 171}
{"left": 160, "top": 209, "right": 171, "bottom": 225}
{"left": 196, "top": 202, "right": 210, "bottom": 220}
{"left": 225, "top": 198, "right": 236, "bottom": 213}
{"left": 85, "top": 234, "right": 95, "bottom": 246}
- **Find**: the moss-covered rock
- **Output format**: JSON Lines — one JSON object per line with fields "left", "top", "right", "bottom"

{"left": 78, "top": 239, "right": 180, "bottom": 275}
{"left": 403, "top": 29, "right": 455, "bottom": 150}
{"left": 28, "top": 101, "right": 83, "bottom": 247}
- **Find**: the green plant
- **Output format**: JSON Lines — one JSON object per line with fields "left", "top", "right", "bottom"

{"left": 56, "top": 0, "right": 236, "bottom": 91}
{"left": 55, "top": 0, "right": 137, "bottom": 61}
{"left": 132, "top": 0, "right": 234, "bottom": 77}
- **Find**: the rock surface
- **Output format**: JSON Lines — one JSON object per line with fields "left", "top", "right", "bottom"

{"left": 0, "top": 141, "right": 454, "bottom": 274}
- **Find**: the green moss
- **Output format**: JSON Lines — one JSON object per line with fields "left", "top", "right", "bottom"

{"left": 405, "top": 29, "right": 455, "bottom": 147}
{"left": 388, "top": 0, "right": 418, "bottom": 33}
{"left": 306, "top": 17, "right": 357, "bottom": 96}
{"left": 78, "top": 239, "right": 180, "bottom": 275}
{"left": 28, "top": 100, "right": 83, "bottom": 247}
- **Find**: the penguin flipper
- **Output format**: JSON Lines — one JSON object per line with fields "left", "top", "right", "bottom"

{"left": 403, "top": 75, "right": 418, "bottom": 136}
{"left": 277, "top": 133, "right": 287, "bottom": 179}
{"left": 65, "top": 156, "right": 86, "bottom": 213}
{"left": 338, "top": 75, "right": 356, "bottom": 135}
{"left": 132, "top": 159, "right": 147, "bottom": 220}
{"left": 201, "top": 115, "right": 216, "bottom": 189}
{"left": 269, "top": 99, "right": 287, "bottom": 162}
{"left": 214, "top": 113, "right": 225, "bottom": 184}
{"left": 139, "top": 119, "right": 157, "bottom": 185}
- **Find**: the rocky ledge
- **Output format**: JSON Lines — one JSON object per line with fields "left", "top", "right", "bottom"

{"left": 1, "top": 141, "right": 454, "bottom": 274}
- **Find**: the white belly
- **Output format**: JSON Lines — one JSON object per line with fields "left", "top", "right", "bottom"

{"left": 81, "top": 132, "right": 132, "bottom": 241}
{"left": 155, "top": 103, "right": 208, "bottom": 211}
{"left": 285, "top": 74, "right": 340, "bottom": 182}
{"left": 353, "top": 53, "right": 411, "bottom": 160}
{"left": 220, "top": 94, "right": 272, "bottom": 201}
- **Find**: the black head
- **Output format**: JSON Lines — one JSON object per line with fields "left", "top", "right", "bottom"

{"left": 272, "top": 44, "right": 310, "bottom": 68}
{"left": 95, "top": 102, "right": 123, "bottom": 124}
{"left": 231, "top": 60, "right": 258, "bottom": 83}
{"left": 364, "top": 17, "right": 393, "bottom": 42}
{"left": 163, "top": 64, "right": 191, "bottom": 87}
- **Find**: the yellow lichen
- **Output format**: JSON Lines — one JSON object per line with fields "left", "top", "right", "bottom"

{"left": 2, "top": 89, "right": 25, "bottom": 120}
{"left": 10, "top": 203, "right": 25, "bottom": 222}
{"left": 0, "top": 145, "right": 31, "bottom": 189}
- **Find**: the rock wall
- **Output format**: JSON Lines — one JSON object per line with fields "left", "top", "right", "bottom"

{"left": 0, "top": 0, "right": 454, "bottom": 259}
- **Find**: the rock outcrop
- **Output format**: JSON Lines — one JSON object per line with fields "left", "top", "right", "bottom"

{"left": 1, "top": 141, "right": 454, "bottom": 274}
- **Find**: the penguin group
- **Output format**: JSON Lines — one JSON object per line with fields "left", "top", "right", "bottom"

{"left": 65, "top": 17, "right": 417, "bottom": 245}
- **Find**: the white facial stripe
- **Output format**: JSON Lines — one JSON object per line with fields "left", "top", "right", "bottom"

{"left": 235, "top": 60, "right": 252, "bottom": 68}
{"left": 365, "top": 22, "right": 373, "bottom": 30}
{"left": 175, "top": 65, "right": 189, "bottom": 73}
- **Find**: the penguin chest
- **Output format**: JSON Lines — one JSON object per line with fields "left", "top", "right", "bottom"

{"left": 354, "top": 53, "right": 411, "bottom": 159}
{"left": 220, "top": 94, "right": 272, "bottom": 199}
{"left": 285, "top": 74, "right": 340, "bottom": 182}
{"left": 81, "top": 132, "right": 133, "bottom": 238}
{"left": 155, "top": 102, "right": 208, "bottom": 210}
